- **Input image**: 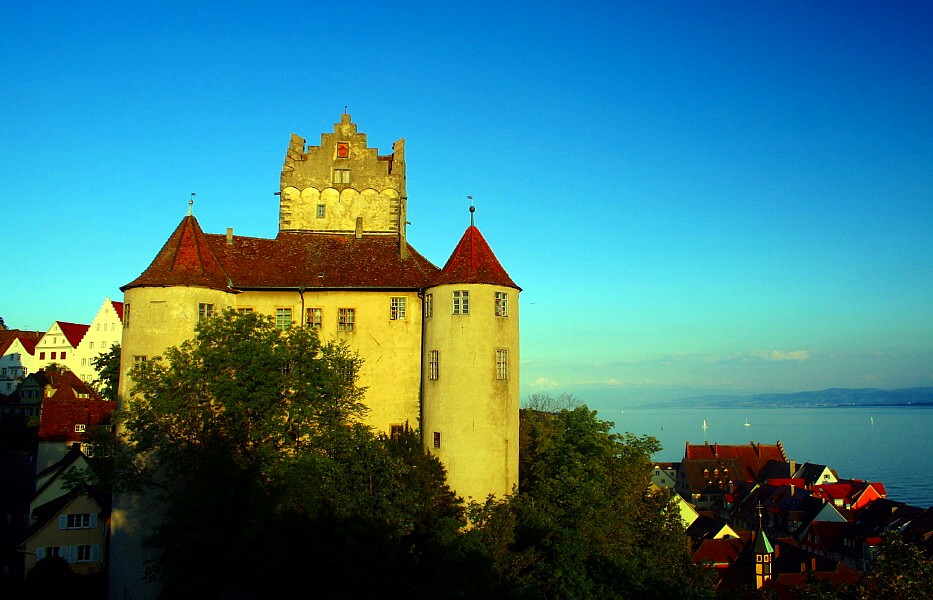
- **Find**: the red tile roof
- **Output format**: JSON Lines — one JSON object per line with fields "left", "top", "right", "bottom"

{"left": 123, "top": 215, "right": 441, "bottom": 291}
{"left": 36, "top": 369, "right": 115, "bottom": 441}
{"left": 0, "top": 329, "right": 43, "bottom": 356}
{"left": 56, "top": 322, "right": 90, "bottom": 348}
{"left": 432, "top": 225, "right": 520, "bottom": 289}
{"left": 685, "top": 441, "right": 787, "bottom": 480}
{"left": 110, "top": 300, "right": 124, "bottom": 321}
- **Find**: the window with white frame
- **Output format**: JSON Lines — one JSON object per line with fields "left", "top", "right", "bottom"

{"left": 429, "top": 350, "right": 439, "bottom": 380}
{"left": 77, "top": 545, "right": 95, "bottom": 562}
{"left": 75, "top": 424, "right": 86, "bottom": 433}
{"left": 338, "top": 308, "right": 355, "bottom": 331}
{"left": 496, "top": 349, "right": 509, "bottom": 380}
{"left": 333, "top": 169, "right": 350, "bottom": 184}
{"left": 306, "top": 307, "right": 322, "bottom": 329}
{"left": 198, "top": 303, "right": 215, "bottom": 322}
{"left": 275, "top": 308, "right": 292, "bottom": 330}
{"left": 390, "top": 297, "right": 406, "bottom": 320}
{"left": 424, "top": 293, "right": 433, "bottom": 318}
{"left": 316, "top": 204, "right": 326, "bottom": 218}
{"left": 495, "top": 291, "right": 509, "bottom": 317}
{"left": 63, "top": 513, "right": 92, "bottom": 529}
{"left": 134, "top": 355, "right": 147, "bottom": 366}
{"left": 452, "top": 290, "right": 469, "bottom": 314}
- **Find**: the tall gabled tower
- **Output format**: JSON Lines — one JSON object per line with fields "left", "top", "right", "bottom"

{"left": 422, "top": 209, "right": 520, "bottom": 501}
{"left": 279, "top": 112, "right": 408, "bottom": 256}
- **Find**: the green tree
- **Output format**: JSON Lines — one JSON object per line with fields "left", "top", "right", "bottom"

{"left": 0, "top": 315, "right": 6, "bottom": 329}
{"left": 467, "top": 398, "right": 714, "bottom": 600}
{"left": 91, "top": 343, "right": 120, "bottom": 401}
{"left": 857, "top": 530, "right": 933, "bottom": 600}
{"left": 118, "top": 309, "right": 478, "bottom": 598}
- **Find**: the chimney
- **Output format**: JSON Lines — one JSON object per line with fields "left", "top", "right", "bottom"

{"left": 355, "top": 216, "right": 363, "bottom": 239}
{"left": 226, "top": 228, "right": 234, "bottom": 245}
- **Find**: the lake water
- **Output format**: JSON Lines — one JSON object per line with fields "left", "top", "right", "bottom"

{"left": 587, "top": 403, "right": 933, "bottom": 508}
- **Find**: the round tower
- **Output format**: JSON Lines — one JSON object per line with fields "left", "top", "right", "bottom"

{"left": 422, "top": 210, "right": 520, "bottom": 501}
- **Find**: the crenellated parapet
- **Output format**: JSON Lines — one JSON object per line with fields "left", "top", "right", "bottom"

{"left": 279, "top": 113, "right": 406, "bottom": 236}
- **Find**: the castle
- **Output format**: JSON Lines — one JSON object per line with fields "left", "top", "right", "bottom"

{"left": 112, "top": 115, "right": 521, "bottom": 596}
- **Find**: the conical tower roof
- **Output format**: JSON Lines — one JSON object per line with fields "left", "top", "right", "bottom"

{"left": 432, "top": 225, "right": 520, "bottom": 290}
{"left": 122, "top": 215, "right": 230, "bottom": 291}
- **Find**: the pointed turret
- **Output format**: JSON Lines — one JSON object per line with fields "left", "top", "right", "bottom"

{"left": 122, "top": 215, "right": 230, "bottom": 292}
{"left": 432, "top": 225, "right": 520, "bottom": 289}
{"left": 422, "top": 211, "right": 520, "bottom": 501}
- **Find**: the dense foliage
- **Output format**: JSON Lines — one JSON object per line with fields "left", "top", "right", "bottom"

{"left": 91, "top": 343, "right": 120, "bottom": 402}
{"left": 466, "top": 396, "right": 714, "bottom": 600}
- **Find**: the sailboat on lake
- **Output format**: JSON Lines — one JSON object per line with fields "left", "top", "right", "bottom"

{"left": 745, "top": 417, "right": 751, "bottom": 427}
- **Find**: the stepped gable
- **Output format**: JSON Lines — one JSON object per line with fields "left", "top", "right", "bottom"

{"left": 685, "top": 441, "right": 787, "bottom": 481}
{"left": 123, "top": 215, "right": 231, "bottom": 291}
{"left": 56, "top": 322, "right": 90, "bottom": 348}
{"left": 432, "top": 225, "right": 520, "bottom": 289}
{"left": 110, "top": 300, "right": 124, "bottom": 321}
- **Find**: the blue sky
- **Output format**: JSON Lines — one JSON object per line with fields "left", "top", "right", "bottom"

{"left": 2, "top": 2, "right": 930, "bottom": 403}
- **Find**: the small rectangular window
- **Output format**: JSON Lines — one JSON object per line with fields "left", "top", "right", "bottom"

{"left": 40, "top": 352, "right": 46, "bottom": 360}
{"left": 66, "top": 513, "right": 91, "bottom": 528}
{"left": 333, "top": 169, "right": 350, "bottom": 184}
{"left": 496, "top": 349, "right": 509, "bottom": 380}
{"left": 452, "top": 290, "right": 469, "bottom": 315}
{"left": 424, "top": 293, "right": 433, "bottom": 318}
{"left": 338, "top": 308, "right": 355, "bottom": 331}
{"left": 51, "top": 352, "right": 57, "bottom": 360}
{"left": 133, "top": 355, "right": 147, "bottom": 366}
{"left": 90, "top": 342, "right": 95, "bottom": 349}
{"left": 429, "top": 350, "right": 439, "bottom": 380}
{"left": 433, "top": 432, "right": 441, "bottom": 448}
{"left": 75, "top": 424, "right": 86, "bottom": 433}
{"left": 306, "top": 307, "right": 323, "bottom": 329}
{"left": 495, "top": 291, "right": 509, "bottom": 317}
{"left": 61, "top": 352, "right": 66, "bottom": 359}
{"left": 390, "top": 424, "right": 405, "bottom": 441}
{"left": 77, "top": 544, "right": 93, "bottom": 562}
{"left": 316, "top": 204, "right": 326, "bottom": 218}
{"left": 198, "top": 303, "right": 215, "bottom": 322}
{"left": 275, "top": 308, "right": 292, "bottom": 330}
{"left": 236, "top": 307, "right": 254, "bottom": 313}
{"left": 390, "top": 297, "right": 406, "bottom": 320}
{"left": 124, "top": 304, "right": 130, "bottom": 328}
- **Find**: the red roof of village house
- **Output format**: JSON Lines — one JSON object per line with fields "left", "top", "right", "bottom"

{"left": 55, "top": 322, "right": 90, "bottom": 348}
{"left": 0, "top": 329, "right": 43, "bottom": 355}
{"left": 123, "top": 215, "right": 441, "bottom": 291}
{"left": 36, "top": 369, "right": 115, "bottom": 441}
{"left": 685, "top": 441, "right": 787, "bottom": 481}
{"left": 432, "top": 225, "right": 520, "bottom": 289}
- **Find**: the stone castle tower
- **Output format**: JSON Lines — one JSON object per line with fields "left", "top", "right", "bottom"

{"left": 111, "top": 114, "right": 520, "bottom": 598}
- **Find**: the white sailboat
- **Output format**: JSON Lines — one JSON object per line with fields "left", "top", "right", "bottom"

{"left": 702, "top": 419, "right": 708, "bottom": 430}
{"left": 745, "top": 417, "right": 751, "bottom": 427}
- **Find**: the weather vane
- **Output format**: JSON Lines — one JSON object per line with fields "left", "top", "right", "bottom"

{"left": 188, "top": 192, "right": 196, "bottom": 216}
{"left": 468, "top": 195, "right": 475, "bottom": 226}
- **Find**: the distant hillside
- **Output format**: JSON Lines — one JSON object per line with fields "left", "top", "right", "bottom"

{"left": 646, "top": 387, "right": 933, "bottom": 408}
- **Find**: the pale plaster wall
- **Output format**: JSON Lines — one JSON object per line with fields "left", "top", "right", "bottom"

{"left": 422, "top": 283, "right": 520, "bottom": 501}
{"left": 74, "top": 298, "right": 123, "bottom": 384}
{"left": 34, "top": 322, "right": 81, "bottom": 374}
{"left": 24, "top": 494, "right": 106, "bottom": 575}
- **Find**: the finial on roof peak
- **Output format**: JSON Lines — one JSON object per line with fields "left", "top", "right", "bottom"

{"left": 468, "top": 196, "right": 475, "bottom": 227}
{"left": 187, "top": 192, "right": 196, "bottom": 216}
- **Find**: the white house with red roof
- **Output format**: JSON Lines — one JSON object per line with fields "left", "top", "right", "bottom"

{"left": 0, "top": 329, "right": 43, "bottom": 396}
{"left": 74, "top": 297, "right": 124, "bottom": 385}
{"left": 113, "top": 114, "right": 522, "bottom": 599}
{"left": 34, "top": 321, "right": 89, "bottom": 375}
